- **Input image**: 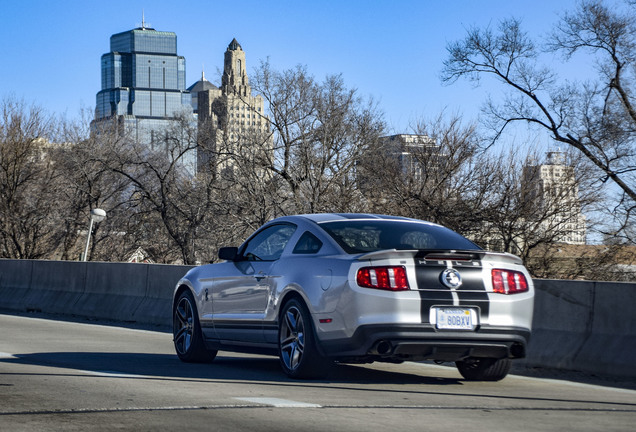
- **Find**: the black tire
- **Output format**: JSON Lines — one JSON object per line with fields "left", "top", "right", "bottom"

{"left": 278, "top": 298, "right": 329, "bottom": 379}
{"left": 173, "top": 290, "right": 217, "bottom": 363}
{"left": 456, "top": 357, "right": 511, "bottom": 381}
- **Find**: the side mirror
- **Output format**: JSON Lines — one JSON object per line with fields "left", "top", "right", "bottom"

{"left": 218, "top": 246, "right": 239, "bottom": 262}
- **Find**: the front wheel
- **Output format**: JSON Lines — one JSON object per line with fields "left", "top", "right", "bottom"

{"left": 278, "top": 298, "right": 329, "bottom": 379}
{"left": 456, "top": 357, "right": 511, "bottom": 381}
{"left": 173, "top": 290, "right": 217, "bottom": 363}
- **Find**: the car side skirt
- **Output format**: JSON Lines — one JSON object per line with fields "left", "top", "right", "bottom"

{"left": 203, "top": 338, "right": 279, "bottom": 357}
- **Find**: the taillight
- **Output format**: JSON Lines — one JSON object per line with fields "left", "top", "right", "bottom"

{"left": 492, "top": 269, "right": 529, "bottom": 294}
{"left": 357, "top": 266, "right": 409, "bottom": 291}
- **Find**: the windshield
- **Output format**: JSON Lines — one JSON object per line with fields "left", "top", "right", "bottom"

{"left": 319, "top": 220, "right": 480, "bottom": 254}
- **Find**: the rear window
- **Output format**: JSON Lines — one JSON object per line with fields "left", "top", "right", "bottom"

{"left": 319, "top": 220, "right": 479, "bottom": 254}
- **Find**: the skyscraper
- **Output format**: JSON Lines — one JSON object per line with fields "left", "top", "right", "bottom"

{"left": 197, "top": 39, "right": 269, "bottom": 171}
{"left": 94, "top": 20, "right": 196, "bottom": 174}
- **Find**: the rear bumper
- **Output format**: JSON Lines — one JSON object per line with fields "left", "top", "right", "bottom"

{"left": 319, "top": 324, "right": 530, "bottom": 362}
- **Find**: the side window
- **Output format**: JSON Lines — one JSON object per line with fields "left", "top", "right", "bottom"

{"left": 292, "top": 231, "right": 323, "bottom": 254}
{"left": 242, "top": 224, "right": 296, "bottom": 261}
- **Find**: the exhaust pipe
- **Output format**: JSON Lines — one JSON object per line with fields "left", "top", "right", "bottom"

{"left": 510, "top": 343, "right": 525, "bottom": 358}
{"left": 372, "top": 340, "right": 393, "bottom": 356}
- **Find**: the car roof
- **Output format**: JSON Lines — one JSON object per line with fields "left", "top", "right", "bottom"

{"left": 273, "top": 213, "right": 427, "bottom": 224}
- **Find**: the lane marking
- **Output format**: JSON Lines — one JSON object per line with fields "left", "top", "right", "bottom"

{"left": 0, "top": 352, "right": 16, "bottom": 359}
{"left": 234, "top": 397, "right": 321, "bottom": 408}
{"left": 80, "top": 370, "right": 150, "bottom": 379}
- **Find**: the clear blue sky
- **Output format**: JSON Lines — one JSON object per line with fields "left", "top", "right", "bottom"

{"left": 1, "top": 0, "right": 581, "bottom": 134}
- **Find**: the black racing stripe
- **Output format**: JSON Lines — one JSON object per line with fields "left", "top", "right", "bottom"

{"left": 415, "top": 263, "right": 453, "bottom": 323}
{"left": 458, "top": 292, "right": 490, "bottom": 321}
{"left": 455, "top": 267, "right": 490, "bottom": 320}
{"left": 414, "top": 257, "right": 490, "bottom": 323}
{"left": 418, "top": 290, "right": 453, "bottom": 323}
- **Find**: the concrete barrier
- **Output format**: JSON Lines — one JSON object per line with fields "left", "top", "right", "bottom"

{"left": 0, "top": 259, "right": 192, "bottom": 326}
{"left": 0, "top": 260, "right": 89, "bottom": 315}
{"left": 138, "top": 263, "right": 194, "bottom": 324}
{"left": 1, "top": 259, "right": 635, "bottom": 378}
{"left": 523, "top": 279, "right": 595, "bottom": 370}
{"left": 567, "top": 280, "right": 636, "bottom": 377}
{"left": 524, "top": 279, "right": 636, "bottom": 378}
{"left": 0, "top": 259, "right": 35, "bottom": 311}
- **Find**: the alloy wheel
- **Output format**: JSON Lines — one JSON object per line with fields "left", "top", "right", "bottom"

{"left": 174, "top": 296, "right": 194, "bottom": 355}
{"left": 279, "top": 305, "right": 305, "bottom": 371}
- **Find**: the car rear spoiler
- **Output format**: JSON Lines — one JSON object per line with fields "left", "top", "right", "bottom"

{"left": 357, "top": 249, "right": 523, "bottom": 266}
{"left": 357, "top": 249, "right": 419, "bottom": 260}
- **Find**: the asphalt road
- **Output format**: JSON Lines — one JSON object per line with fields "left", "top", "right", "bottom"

{"left": 1, "top": 313, "right": 635, "bottom": 431}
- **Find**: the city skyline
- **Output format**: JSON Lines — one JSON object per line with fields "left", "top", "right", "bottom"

{"left": 1, "top": 0, "right": 586, "bottom": 138}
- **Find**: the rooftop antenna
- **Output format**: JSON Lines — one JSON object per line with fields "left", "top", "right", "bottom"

{"left": 139, "top": 10, "right": 151, "bottom": 30}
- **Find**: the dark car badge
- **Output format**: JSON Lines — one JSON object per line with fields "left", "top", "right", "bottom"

{"left": 440, "top": 268, "right": 462, "bottom": 289}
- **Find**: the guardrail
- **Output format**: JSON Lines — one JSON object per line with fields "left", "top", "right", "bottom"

{"left": 0, "top": 259, "right": 634, "bottom": 378}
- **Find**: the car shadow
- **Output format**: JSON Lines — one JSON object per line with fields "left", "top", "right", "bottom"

{"left": 0, "top": 351, "right": 461, "bottom": 386}
{"left": 4, "top": 351, "right": 636, "bottom": 409}
{"left": 5, "top": 311, "right": 636, "bottom": 397}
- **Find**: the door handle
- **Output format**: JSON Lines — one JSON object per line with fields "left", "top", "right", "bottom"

{"left": 254, "top": 271, "right": 266, "bottom": 281}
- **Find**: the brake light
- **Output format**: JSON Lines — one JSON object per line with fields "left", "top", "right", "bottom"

{"left": 357, "top": 266, "right": 409, "bottom": 291}
{"left": 491, "top": 269, "right": 529, "bottom": 294}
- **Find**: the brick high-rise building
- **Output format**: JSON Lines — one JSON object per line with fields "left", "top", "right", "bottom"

{"left": 522, "top": 151, "right": 586, "bottom": 244}
{"left": 196, "top": 39, "right": 269, "bottom": 172}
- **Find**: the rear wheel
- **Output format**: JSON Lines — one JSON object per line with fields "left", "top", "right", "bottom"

{"left": 456, "top": 357, "right": 511, "bottom": 381}
{"left": 173, "top": 290, "right": 217, "bottom": 363}
{"left": 278, "top": 298, "right": 329, "bottom": 379}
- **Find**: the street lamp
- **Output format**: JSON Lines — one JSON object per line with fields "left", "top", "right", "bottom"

{"left": 82, "top": 208, "right": 106, "bottom": 261}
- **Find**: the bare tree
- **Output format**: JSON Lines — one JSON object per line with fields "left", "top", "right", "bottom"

{"left": 358, "top": 111, "right": 611, "bottom": 278}
{"left": 442, "top": 0, "right": 636, "bottom": 241}
{"left": 50, "top": 112, "right": 135, "bottom": 261}
{"left": 479, "top": 149, "right": 600, "bottom": 257}
{"left": 528, "top": 243, "right": 636, "bottom": 281}
{"left": 0, "top": 97, "right": 64, "bottom": 259}
{"left": 0, "top": 100, "right": 150, "bottom": 262}
{"left": 359, "top": 114, "right": 494, "bottom": 234}
{"left": 251, "top": 62, "right": 385, "bottom": 214}
{"left": 101, "top": 110, "right": 217, "bottom": 264}
{"left": 193, "top": 95, "right": 284, "bottom": 256}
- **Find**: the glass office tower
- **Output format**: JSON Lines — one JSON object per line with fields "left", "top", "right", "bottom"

{"left": 95, "top": 24, "right": 196, "bottom": 175}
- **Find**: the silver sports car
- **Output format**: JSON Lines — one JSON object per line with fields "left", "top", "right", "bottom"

{"left": 173, "top": 213, "right": 533, "bottom": 381}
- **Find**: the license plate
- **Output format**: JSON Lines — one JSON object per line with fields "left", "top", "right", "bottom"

{"left": 434, "top": 307, "right": 477, "bottom": 330}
